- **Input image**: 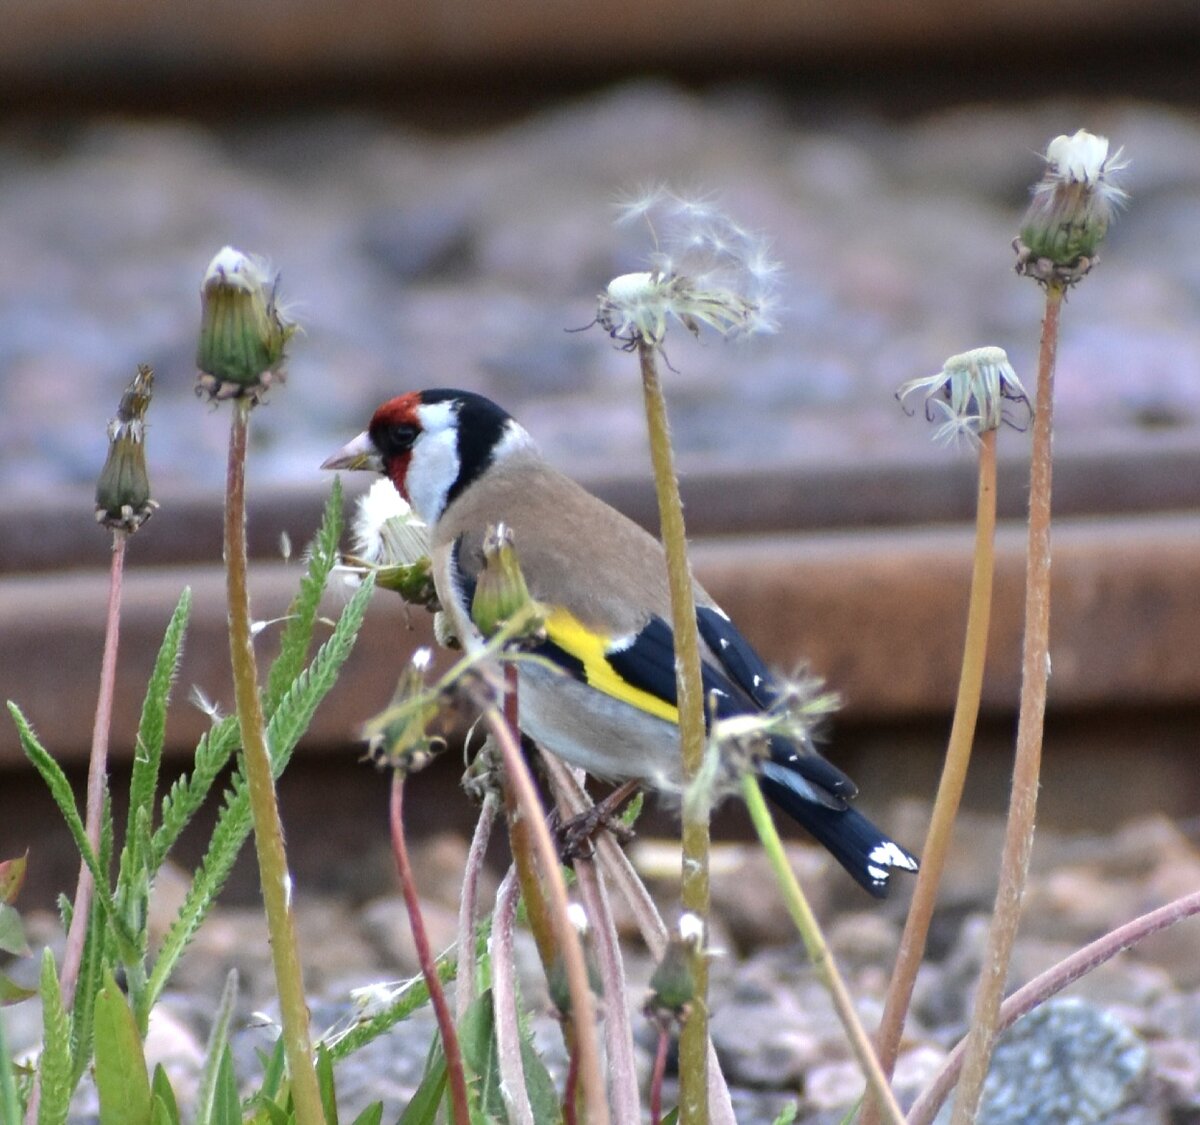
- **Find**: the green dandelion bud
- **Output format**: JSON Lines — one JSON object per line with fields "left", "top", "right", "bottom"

{"left": 363, "top": 649, "right": 445, "bottom": 774}
{"left": 470, "top": 523, "right": 542, "bottom": 640}
{"left": 1015, "top": 129, "right": 1128, "bottom": 287}
{"left": 547, "top": 904, "right": 603, "bottom": 1020}
{"left": 645, "top": 913, "right": 704, "bottom": 1028}
{"left": 95, "top": 364, "right": 157, "bottom": 533}
{"left": 195, "top": 246, "right": 295, "bottom": 400}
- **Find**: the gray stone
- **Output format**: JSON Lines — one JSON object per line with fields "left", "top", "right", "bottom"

{"left": 975, "top": 998, "right": 1152, "bottom": 1125}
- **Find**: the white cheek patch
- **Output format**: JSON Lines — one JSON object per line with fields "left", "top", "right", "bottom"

{"left": 408, "top": 402, "right": 461, "bottom": 522}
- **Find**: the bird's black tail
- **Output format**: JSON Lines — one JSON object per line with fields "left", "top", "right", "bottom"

{"left": 758, "top": 764, "right": 919, "bottom": 898}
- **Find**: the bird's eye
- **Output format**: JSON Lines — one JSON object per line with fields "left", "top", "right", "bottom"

{"left": 376, "top": 423, "right": 419, "bottom": 457}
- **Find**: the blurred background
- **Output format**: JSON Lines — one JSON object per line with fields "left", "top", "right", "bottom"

{"left": 1, "top": 0, "right": 1199, "bottom": 905}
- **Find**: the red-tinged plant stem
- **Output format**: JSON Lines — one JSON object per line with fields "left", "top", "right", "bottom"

{"left": 548, "top": 766, "right": 642, "bottom": 1125}
{"left": 650, "top": 1027, "right": 670, "bottom": 1125}
{"left": 224, "top": 400, "right": 323, "bottom": 1125}
{"left": 563, "top": 1046, "right": 580, "bottom": 1125}
{"left": 637, "top": 341, "right": 709, "bottom": 1125}
{"left": 492, "top": 868, "right": 536, "bottom": 1125}
{"left": 389, "top": 773, "right": 471, "bottom": 1125}
{"left": 863, "top": 429, "right": 998, "bottom": 1125}
{"left": 742, "top": 774, "right": 905, "bottom": 1125}
{"left": 909, "top": 886, "right": 1200, "bottom": 1125}
{"left": 541, "top": 756, "right": 738, "bottom": 1125}
{"left": 480, "top": 688, "right": 609, "bottom": 1125}
{"left": 455, "top": 790, "right": 499, "bottom": 1025}
{"left": 60, "top": 531, "right": 126, "bottom": 1013}
{"left": 950, "top": 284, "right": 1065, "bottom": 1125}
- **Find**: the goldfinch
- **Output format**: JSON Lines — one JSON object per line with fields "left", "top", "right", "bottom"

{"left": 323, "top": 389, "right": 918, "bottom": 896}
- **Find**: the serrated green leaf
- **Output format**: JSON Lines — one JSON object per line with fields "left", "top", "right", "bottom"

{"left": 94, "top": 969, "right": 151, "bottom": 1125}
{"left": 151, "top": 716, "right": 240, "bottom": 868}
{"left": 151, "top": 1064, "right": 181, "bottom": 1125}
{"left": 348, "top": 1103, "right": 383, "bottom": 1125}
{"left": 118, "top": 591, "right": 191, "bottom": 922}
{"left": 69, "top": 900, "right": 106, "bottom": 1086}
{"left": 37, "top": 947, "right": 72, "bottom": 1125}
{"left": 316, "top": 1044, "right": 338, "bottom": 1125}
{"left": 0, "top": 853, "right": 27, "bottom": 904}
{"left": 147, "top": 578, "right": 372, "bottom": 1011}
{"left": 0, "top": 905, "right": 28, "bottom": 957}
{"left": 264, "top": 478, "right": 343, "bottom": 717}
{"left": 8, "top": 705, "right": 137, "bottom": 961}
{"left": 195, "top": 969, "right": 238, "bottom": 1125}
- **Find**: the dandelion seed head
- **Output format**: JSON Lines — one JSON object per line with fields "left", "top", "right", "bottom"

{"left": 353, "top": 479, "right": 429, "bottom": 566}
{"left": 899, "top": 345, "right": 1029, "bottom": 442}
{"left": 599, "top": 186, "right": 781, "bottom": 348}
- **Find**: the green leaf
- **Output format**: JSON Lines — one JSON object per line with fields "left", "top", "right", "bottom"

{"left": 147, "top": 578, "right": 373, "bottom": 1010}
{"left": 8, "top": 705, "right": 137, "bottom": 961}
{"left": 94, "top": 969, "right": 151, "bottom": 1125}
{"left": 208, "top": 1045, "right": 240, "bottom": 1125}
{"left": 264, "top": 479, "right": 343, "bottom": 717}
{"left": 151, "top": 716, "right": 240, "bottom": 868}
{"left": 459, "top": 990, "right": 503, "bottom": 1121}
{"left": 0, "top": 853, "right": 27, "bottom": 904}
{"left": 150, "top": 1093, "right": 177, "bottom": 1125}
{"left": 37, "top": 947, "right": 73, "bottom": 1125}
{"left": 518, "top": 1026, "right": 560, "bottom": 1125}
{"left": 835, "top": 1095, "right": 863, "bottom": 1125}
{"left": 398, "top": 1039, "right": 447, "bottom": 1125}
{"left": 316, "top": 1044, "right": 338, "bottom": 1125}
{"left": 661, "top": 1109, "right": 679, "bottom": 1125}
{"left": 151, "top": 1064, "right": 181, "bottom": 1125}
{"left": 118, "top": 591, "right": 191, "bottom": 916}
{"left": 257, "top": 1036, "right": 287, "bottom": 1103}
{"left": 0, "top": 904, "right": 29, "bottom": 957}
{"left": 69, "top": 899, "right": 106, "bottom": 1086}
{"left": 0, "top": 994, "right": 24, "bottom": 1125}
{"left": 0, "top": 973, "right": 36, "bottom": 1005}
{"left": 348, "top": 1103, "right": 383, "bottom": 1125}
{"left": 195, "top": 969, "right": 239, "bottom": 1125}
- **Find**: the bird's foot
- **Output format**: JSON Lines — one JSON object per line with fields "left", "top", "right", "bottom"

{"left": 554, "top": 780, "right": 641, "bottom": 861}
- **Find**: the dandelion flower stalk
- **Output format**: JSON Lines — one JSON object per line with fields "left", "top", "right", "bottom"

{"left": 596, "top": 187, "right": 779, "bottom": 1124}
{"left": 950, "top": 132, "right": 1126, "bottom": 1124}
{"left": 865, "top": 349, "right": 1021, "bottom": 1124}
{"left": 201, "top": 247, "right": 323, "bottom": 1125}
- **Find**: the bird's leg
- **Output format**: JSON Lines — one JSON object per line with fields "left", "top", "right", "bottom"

{"left": 554, "top": 779, "right": 641, "bottom": 861}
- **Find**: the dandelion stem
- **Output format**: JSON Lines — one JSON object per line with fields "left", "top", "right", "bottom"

{"left": 864, "top": 429, "right": 998, "bottom": 1123}
{"left": 637, "top": 340, "right": 709, "bottom": 1125}
{"left": 59, "top": 531, "right": 126, "bottom": 1014}
{"left": 224, "top": 399, "right": 323, "bottom": 1125}
{"left": 951, "top": 283, "right": 1064, "bottom": 1125}
{"left": 481, "top": 676, "right": 609, "bottom": 1125}
{"left": 389, "top": 772, "right": 471, "bottom": 1125}
{"left": 550, "top": 767, "right": 642, "bottom": 1125}
{"left": 455, "top": 790, "right": 499, "bottom": 1026}
{"left": 492, "top": 868, "right": 536, "bottom": 1125}
{"left": 741, "top": 773, "right": 905, "bottom": 1125}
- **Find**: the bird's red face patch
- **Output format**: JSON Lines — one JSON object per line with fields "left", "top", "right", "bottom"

{"left": 368, "top": 392, "right": 424, "bottom": 502}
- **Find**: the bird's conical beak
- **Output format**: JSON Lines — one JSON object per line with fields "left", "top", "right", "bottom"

{"left": 320, "top": 431, "right": 383, "bottom": 472}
